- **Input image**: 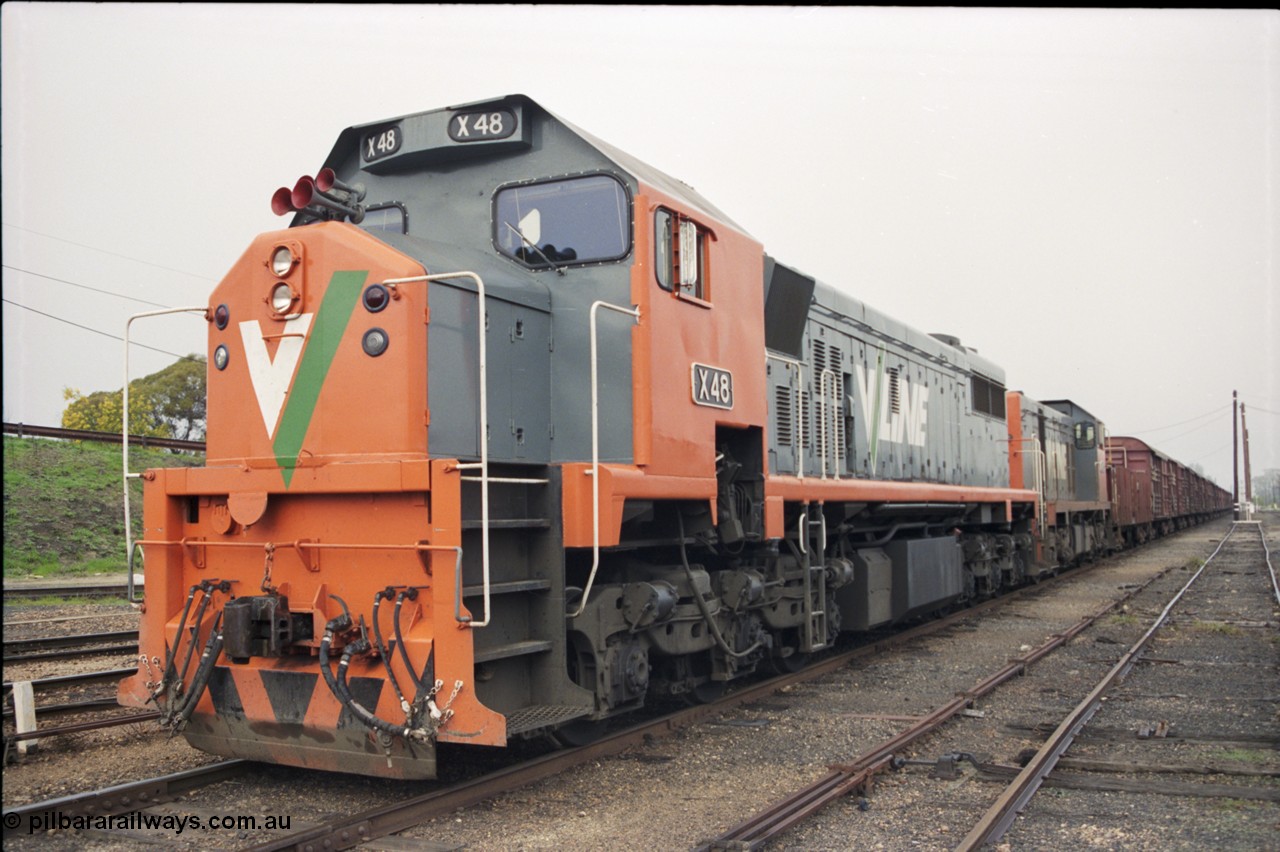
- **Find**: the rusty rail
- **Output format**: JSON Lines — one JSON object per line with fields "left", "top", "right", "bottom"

{"left": 3, "top": 421, "right": 204, "bottom": 453}
{"left": 955, "top": 522, "right": 1243, "bottom": 850}
{"left": 697, "top": 550, "right": 1181, "bottom": 850}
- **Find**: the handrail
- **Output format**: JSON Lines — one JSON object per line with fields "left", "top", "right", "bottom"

{"left": 134, "top": 536, "right": 463, "bottom": 618}
{"left": 568, "top": 300, "right": 641, "bottom": 619}
{"left": 382, "top": 271, "right": 493, "bottom": 627}
{"left": 123, "top": 306, "right": 208, "bottom": 604}
{"left": 1005, "top": 436, "right": 1047, "bottom": 538}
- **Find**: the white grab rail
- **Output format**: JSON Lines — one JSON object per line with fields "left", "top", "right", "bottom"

{"left": 383, "top": 271, "right": 493, "bottom": 627}
{"left": 568, "top": 300, "right": 640, "bottom": 619}
{"left": 123, "top": 306, "right": 208, "bottom": 604}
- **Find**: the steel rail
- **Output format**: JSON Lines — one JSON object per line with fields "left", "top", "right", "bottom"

{"left": 3, "top": 643, "right": 139, "bottom": 664}
{"left": 3, "top": 583, "right": 137, "bottom": 602}
{"left": 1, "top": 760, "right": 249, "bottom": 838}
{"left": 6, "top": 710, "right": 162, "bottom": 743}
{"left": 697, "top": 544, "right": 1184, "bottom": 851}
{"left": 4, "top": 630, "right": 139, "bottom": 653}
{"left": 954, "top": 522, "right": 1244, "bottom": 851}
{"left": 3, "top": 630, "right": 140, "bottom": 664}
{"left": 2, "top": 697, "right": 117, "bottom": 720}
{"left": 1259, "top": 520, "right": 1278, "bottom": 605}
{"left": 3, "top": 667, "right": 135, "bottom": 695}
{"left": 2, "top": 421, "right": 205, "bottom": 452}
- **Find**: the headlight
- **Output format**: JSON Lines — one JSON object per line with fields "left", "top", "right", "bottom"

{"left": 214, "top": 345, "right": 230, "bottom": 370}
{"left": 271, "top": 246, "right": 295, "bottom": 277}
{"left": 362, "top": 328, "right": 389, "bottom": 357}
{"left": 271, "top": 283, "right": 296, "bottom": 314}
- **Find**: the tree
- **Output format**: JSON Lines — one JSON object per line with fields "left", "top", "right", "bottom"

{"left": 62, "top": 355, "right": 206, "bottom": 440}
{"left": 135, "top": 355, "right": 207, "bottom": 440}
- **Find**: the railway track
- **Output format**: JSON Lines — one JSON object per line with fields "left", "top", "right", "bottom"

{"left": 2, "top": 630, "right": 139, "bottom": 664}
{"left": 697, "top": 543, "right": 1188, "bottom": 850}
{"left": 2, "top": 544, "right": 1091, "bottom": 849}
{"left": 242, "top": 540, "right": 1143, "bottom": 851}
{"left": 692, "top": 520, "right": 1279, "bottom": 851}
{"left": 5, "top": 520, "right": 1271, "bottom": 849}
{"left": 2, "top": 584, "right": 137, "bottom": 603}
{"left": 963, "top": 519, "right": 1279, "bottom": 849}
{"left": 2, "top": 760, "right": 249, "bottom": 837}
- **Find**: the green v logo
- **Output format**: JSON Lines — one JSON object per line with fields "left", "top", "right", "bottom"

{"left": 239, "top": 271, "right": 367, "bottom": 487}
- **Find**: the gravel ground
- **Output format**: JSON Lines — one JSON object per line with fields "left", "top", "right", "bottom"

{"left": 3, "top": 517, "right": 1275, "bottom": 851}
{"left": 2, "top": 602, "right": 222, "bottom": 812}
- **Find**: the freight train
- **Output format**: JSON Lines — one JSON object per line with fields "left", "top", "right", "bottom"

{"left": 118, "top": 95, "right": 1230, "bottom": 778}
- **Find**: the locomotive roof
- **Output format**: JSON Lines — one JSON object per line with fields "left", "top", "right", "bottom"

{"left": 324, "top": 94, "right": 748, "bottom": 236}
{"left": 805, "top": 276, "right": 1008, "bottom": 383}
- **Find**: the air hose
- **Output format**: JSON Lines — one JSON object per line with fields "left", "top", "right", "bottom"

{"left": 318, "top": 614, "right": 426, "bottom": 743}
{"left": 168, "top": 613, "right": 224, "bottom": 733}
{"left": 372, "top": 588, "right": 413, "bottom": 722}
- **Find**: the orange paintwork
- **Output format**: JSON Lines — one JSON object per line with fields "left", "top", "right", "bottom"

{"left": 764, "top": 477, "right": 1037, "bottom": 538}
{"left": 204, "top": 222, "right": 429, "bottom": 469}
{"left": 1006, "top": 391, "right": 1025, "bottom": 491}
{"left": 562, "top": 190, "right": 1041, "bottom": 549}
{"left": 119, "top": 225, "right": 505, "bottom": 773}
{"left": 561, "top": 187, "right": 768, "bottom": 546}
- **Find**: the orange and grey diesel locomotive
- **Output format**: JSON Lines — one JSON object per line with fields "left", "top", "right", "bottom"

{"left": 118, "top": 95, "right": 1230, "bottom": 778}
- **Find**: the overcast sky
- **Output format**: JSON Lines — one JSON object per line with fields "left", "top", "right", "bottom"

{"left": 3, "top": 5, "right": 1276, "bottom": 491}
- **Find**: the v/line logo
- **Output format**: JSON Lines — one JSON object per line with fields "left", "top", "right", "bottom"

{"left": 237, "top": 271, "right": 367, "bottom": 486}
{"left": 850, "top": 363, "right": 929, "bottom": 450}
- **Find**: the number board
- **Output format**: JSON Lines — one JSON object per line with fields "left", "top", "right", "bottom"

{"left": 363, "top": 126, "right": 403, "bottom": 163}
{"left": 448, "top": 110, "right": 517, "bottom": 143}
{"left": 691, "top": 363, "right": 734, "bottom": 410}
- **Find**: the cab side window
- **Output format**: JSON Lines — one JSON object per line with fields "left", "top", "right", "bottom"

{"left": 494, "top": 174, "right": 630, "bottom": 269}
{"left": 1074, "top": 421, "right": 1096, "bottom": 449}
{"left": 654, "top": 208, "right": 710, "bottom": 300}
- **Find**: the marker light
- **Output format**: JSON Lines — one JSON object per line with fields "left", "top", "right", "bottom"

{"left": 214, "top": 304, "right": 230, "bottom": 330}
{"left": 271, "top": 246, "right": 295, "bottom": 277}
{"left": 363, "top": 284, "right": 390, "bottom": 313}
{"left": 362, "top": 328, "right": 389, "bottom": 357}
{"left": 271, "top": 283, "right": 296, "bottom": 314}
{"left": 214, "top": 345, "right": 230, "bottom": 370}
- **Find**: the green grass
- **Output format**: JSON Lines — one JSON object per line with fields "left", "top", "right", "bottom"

{"left": 1191, "top": 620, "right": 1242, "bottom": 636}
{"left": 1213, "top": 748, "right": 1272, "bottom": 765}
{"left": 20, "top": 595, "right": 129, "bottom": 606}
{"left": 3, "top": 435, "right": 203, "bottom": 579}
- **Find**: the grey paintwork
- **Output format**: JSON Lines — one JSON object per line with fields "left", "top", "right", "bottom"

{"left": 312, "top": 95, "right": 660, "bottom": 466}
{"left": 1043, "top": 399, "right": 1106, "bottom": 504}
{"left": 766, "top": 267, "right": 1010, "bottom": 488}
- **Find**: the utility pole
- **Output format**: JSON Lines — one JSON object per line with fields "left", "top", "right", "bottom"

{"left": 1232, "top": 390, "right": 1239, "bottom": 519}
{"left": 1242, "top": 403, "right": 1252, "bottom": 513}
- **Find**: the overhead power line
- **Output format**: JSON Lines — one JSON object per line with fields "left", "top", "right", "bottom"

{"left": 3, "top": 222, "right": 217, "bottom": 281}
{"left": 3, "top": 264, "right": 172, "bottom": 309}
{"left": 2, "top": 298, "right": 203, "bottom": 363}
{"left": 1130, "top": 404, "right": 1230, "bottom": 435}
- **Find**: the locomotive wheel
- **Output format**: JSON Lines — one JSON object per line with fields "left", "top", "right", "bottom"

{"left": 769, "top": 626, "right": 812, "bottom": 673}
{"left": 689, "top": 680, "right": 726, "bottom": 704}
{"left": 553, "top": 719, "right": 606, "bottom": 747}
{"left": 771, "top": 647, "right": 810, "bottom": 674}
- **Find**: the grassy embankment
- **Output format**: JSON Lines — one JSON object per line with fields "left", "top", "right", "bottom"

{"left": 3, "top": 435, "right": 203, "bottom": 579}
